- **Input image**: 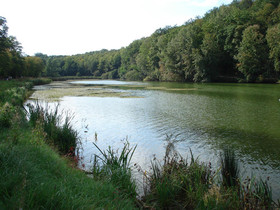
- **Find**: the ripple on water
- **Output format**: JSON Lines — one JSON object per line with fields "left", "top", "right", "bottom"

{"left": 28, "top": 80, "right": 280, "bottom": 199}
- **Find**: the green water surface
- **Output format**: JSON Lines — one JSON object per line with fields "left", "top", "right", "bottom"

{"left": 31, "top": 80, "right": 280, "bottom": 197}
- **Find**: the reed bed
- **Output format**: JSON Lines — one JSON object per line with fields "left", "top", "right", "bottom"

{"left": 26, "top": 102, "right": 79, "bottom": 156}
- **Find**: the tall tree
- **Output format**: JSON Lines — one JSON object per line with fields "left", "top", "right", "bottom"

{"left": 25, "top": 56, "right": 45, "bottom": 77}
{"left": 266, "top": 23, "right": 280, "bottom": 72}
{"left": 236, "top": 25, "right": 268, "bottom": 82}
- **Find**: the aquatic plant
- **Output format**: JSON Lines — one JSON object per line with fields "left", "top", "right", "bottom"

{"left": 0, "top": 80, "right": 136, "bottom": 209}
{"left": 92, "top": 140, "right": 137, "bottom": 198}
{"left": 142, "top": 138, "right": 212, "bottom": 209}
{"left": 240, "top": 176, "right": 274, "bottom": 209}
{"left": 26, "top": 102, "right": 79, "bottom": 155}
{"left": 220, "top": 147, "right": 240, "bottom": 188}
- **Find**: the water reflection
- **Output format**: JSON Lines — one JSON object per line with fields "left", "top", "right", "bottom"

{"left": 29, "top": 80, "right": 280, "bottom": 198}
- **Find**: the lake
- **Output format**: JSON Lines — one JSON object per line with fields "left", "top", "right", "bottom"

{"left": 29, "top": 80, "right": 280, "bottom": 198}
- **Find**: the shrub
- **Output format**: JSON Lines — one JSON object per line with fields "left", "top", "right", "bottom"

{"left": 29, "top": 78, "right": 52, "bottom": 86}
{"left": 4, "top": 87, "right": 27, "bottom": 106}
{"left": 0, "top": 103, "right": 15, "bottom": 129}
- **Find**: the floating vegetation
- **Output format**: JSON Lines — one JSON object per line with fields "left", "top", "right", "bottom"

{"left": 30, "top": 80, "right": 198, "bottom": 101}
{"left": 30, "top": 81, "right": 143, "bottom": 101}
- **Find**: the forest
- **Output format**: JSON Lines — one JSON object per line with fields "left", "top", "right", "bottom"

{"left": 1, "top": 0, "right": 280, "bottom": 83}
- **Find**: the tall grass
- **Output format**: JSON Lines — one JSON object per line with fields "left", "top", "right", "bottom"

{"left": 0, "top": 130, "right": 137, "bottom": 209}
{"left": 140, "top": 139, "right": 278, "bottom": 209}
{"left": 142, "top": 138, "right": 212, "bottom": 209}
{"left": 26, "top": 102, "right": 79, "bottom": 155}
{"left": 1, "top": 80, "right": 278, "bottom": 209}
{"left": 220, "top": 147, "right": 240, "bottom": 188}
{"left": 92, "top": 140, "right": 137, "bottom": 199}
{"left": 239, "top": 176, "right": 274, "bottom": 209}
{"left": 1, "top": 80, "right": 137, "bottom": 209}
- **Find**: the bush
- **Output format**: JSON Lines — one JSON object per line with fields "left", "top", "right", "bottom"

{"left": 29, "top": 78, "right": 52, "bottom": 86}
{"left": 0, "top": 103, "right": 15, "bottom": 129}
{"left": 4, "top": 87, "right": 27, "bottom": 106}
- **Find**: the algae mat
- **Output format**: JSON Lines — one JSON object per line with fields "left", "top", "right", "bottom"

{"left": 30, "top": 81, "right": 141, "bottom": 101}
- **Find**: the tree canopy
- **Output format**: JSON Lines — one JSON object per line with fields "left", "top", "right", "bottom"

{"left": 0, "top": 16, "right": 45, "bottom": 78}
{"left": 1, "top": 0, "right": 279, "bottom": 82}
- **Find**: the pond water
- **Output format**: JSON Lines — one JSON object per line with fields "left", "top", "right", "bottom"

{"left": 29, "top": 80, "right": 280, "bottom": 198}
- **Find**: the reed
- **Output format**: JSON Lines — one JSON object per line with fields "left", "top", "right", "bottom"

{"left": 92, "top": 141, "right": 137, "bottom": 198}
{"left": 143, "top": 138, "right": 212, "bottom": 209}
{"left": 240, "top": 177, "right": 274, "bottom": 209}
{"left": 26, "top": 102, "right": 79, "bottom": 155}
{"left": 220, "top": 147, "right": 240, "bottom": 188}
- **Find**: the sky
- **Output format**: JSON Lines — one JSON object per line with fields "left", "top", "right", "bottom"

{"left": 1, "top": 0, "right": 232, "bottom": 56}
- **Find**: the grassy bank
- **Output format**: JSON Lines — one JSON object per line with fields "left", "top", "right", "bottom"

{"left": 1, "top": 79, "right": 279, "bottom": 209}
{"left": 0, "top": 79, "right": 137, "bottom": 209}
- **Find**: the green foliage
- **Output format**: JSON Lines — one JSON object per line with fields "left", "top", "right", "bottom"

{"left": 124, "top": 70, "right": 143, "bottom": 81}
{"left": 0, "top": 79, "right": 50, "bottom": 107}
{"left": 2, "top": 87, "right": 28, "bottom": 106}
{"left": 26, "top": 102, "right": 79, "bottom": 155}
{"left": 39, "top": 0, "right": 278, "bottom": 83}
{"left": 143, "top": 138, "right": 212, "bottom": 209}
{"left": 0, "top": 103, "right": 15, "bottom": 129}
{"left": 236, "top": 25, "right": 268, "bottom": 82}
{"left": 266, "top": 23, "right": 280, "bottom": 72}
{"left": 92, "top": 141, "right": 137, "bottom": 198}
{"left": 13, "top": 0, "right": 273, "bottom": 83}
{"left": 220, "top": 148, "right": 240, "bottom": 188}
{"left": 0, "top": 17, "right": 48, "bottom": 79}
{"left": 0, "top": 80, "right": 136, "bottom": 209}
{"left": 0, "top": 134, "right": 136, "bottom": 209}
{"left": 240, "top": 177, "right": 274, "bottom": 209}
{"left": 2, "top": 1, "right": 280, "bottom": 82}
{"left": 28, "top": 78, "right": 52, "bottom": 86}
{"left": 141, "top": 138, "right": 278, "bottom": 209}
{"left": 24, "top": 56, "right": 45, "bottom": 77}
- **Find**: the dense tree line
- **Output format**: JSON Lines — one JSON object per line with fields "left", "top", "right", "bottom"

{"left": 0, "top": 17, "right": 45, "bottom": 79}
{"left": 1, "top": 0, "right": 280, "bottom": 82}
{"left": 41, "top": 0, "right": 280, "bottom": 83}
